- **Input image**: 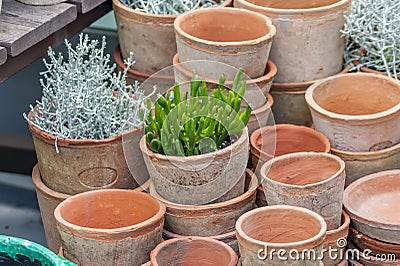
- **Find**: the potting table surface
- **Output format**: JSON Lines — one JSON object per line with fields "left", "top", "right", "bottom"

{"left": 0, "top": 0, "right": 111, "bottom": 82}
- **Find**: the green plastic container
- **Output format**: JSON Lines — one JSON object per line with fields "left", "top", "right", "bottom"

{"left": 0, "top": 235, "right": 76, "bottom": 265}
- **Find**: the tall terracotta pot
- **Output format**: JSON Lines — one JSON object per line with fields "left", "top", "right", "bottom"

{"left": 54, "top": 189, "right": 165, "bottom": 265}
{"left": 234, "top": 0, "right": 351, "bottom": 83}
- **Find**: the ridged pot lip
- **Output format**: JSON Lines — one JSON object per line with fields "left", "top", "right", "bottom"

{"left": 331, "top": 141, "right": 400, "bottom": 159}
{"left": 27, "top": 109, "right": 143, "bottom": 148}
{"left": 235, "top": 205, "right": 327, "bottom": 250}
{"left": 234, "top": 0, "right": 351, "bottom": 15}
{"left": 305, "top": 73, "right": 400, "bottom": 122}
{"left": 353, "top": 60, "right": 400, "bottom": 80}
{"left": 325, "top": 210, "right": 350, "bottom": 243}
{"left": 162, "top": 228, "right": 236, "bottom": 240}
{"left": 250, "top": 94, "right": 273, "bottom": 117}
{"left": 343, "top": 169, "right": 400, "bottom": 229}
{"left": 149, "top": 168, "right": 257, "bottom": 212}
{"left": 31, "top": 164, "right": 70, "bottom": 200}
{"left": 140, "top": 127, "right": 248, "bottom": 163}
{"left": 172, "top": 54, "right": 277, "bottom": 86}
{"left": 150, "top": 236, "right": 238, "bottom": 266}
{"left": 250, "top": 124, "right": 331, "bottom": 159}
{"left": 174, "top": 7, "right": 276, "bottom": 47}
{"left": 260, "top": 152, "right": 345, "bottom": 189}
{"left": 54, "top": 189, "right": 166, "bottom": 236}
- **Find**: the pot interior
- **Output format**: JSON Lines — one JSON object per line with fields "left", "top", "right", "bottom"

{"left": 154, "top": 238, "right": 233, "bottom": 265}
{"left": 266, "top": 155, "right": 341, "bottom": 185}
{"left": 178, "top": 9, "right": 270, "bottom": 42}
{"left": 240, "top": 208, "right": 322, "bottom": 243}
{"left": 247, "top": 0, "right": 340, "bottom": 9}
{"left": 59, "top": 191, "right": 160, "bottom": 229}
{"left": 312, "top": 75, "right": 400, "bottom": 115}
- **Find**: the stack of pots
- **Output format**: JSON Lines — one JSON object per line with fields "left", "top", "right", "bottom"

{"left": 173, "top": 7, "right": 277, "bottom": 135}
{"left": 234, "top": 0, "right": 352, "bottom": 126}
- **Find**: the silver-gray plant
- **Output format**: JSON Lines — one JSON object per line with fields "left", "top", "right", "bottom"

{"left": 121, "top": 0, "right": 225, "bottom": 15}
{"left": 24, "top": 34, "right": 150, "bottom": 140}
{"left": 342, "top": 0, "right": 400, "bottom": 80}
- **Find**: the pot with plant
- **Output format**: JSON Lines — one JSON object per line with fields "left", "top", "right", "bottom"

{"left": 24, "top": 34, "right": 152, "bottom": 195}
{"left": 140, "top": 69, "right": 252, "bottom": 205}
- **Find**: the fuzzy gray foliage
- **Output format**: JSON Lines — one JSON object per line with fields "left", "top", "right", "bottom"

{"left": 342, "top": 0, "right": 400, "bottom": 79}
{"left": 24, "top": 34, "right": 150, "bottom": 140}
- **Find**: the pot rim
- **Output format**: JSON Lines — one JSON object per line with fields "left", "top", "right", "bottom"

{"left": 32, "top": 164, "right": 70, "bottom": 200}
{"left": 162, "top": 228, "right": 236, "bottom": 240}
{"left": 353, "top": 60, "right": 400, "bottom": 79}
{"left": 174, "top": 7, "right": 276, "bottom": 47}
{"left": 235, "top": 205, "right": 327, "bottom": 250}
{"left": 250, "top": 93, "right": 273, "bottom": 116}
{"left": 150, "top": 236, "right": 238, "bottom": 266}
{"left": 54, "top": 189, "right": 166, "bottom": 235}
{"left": 325, "top": 210, "right": 350, "bottom": 243}
{"left": 331, "top": 140, "right": 400, "bottom": 160}
{"left": 234, "top": 0, "right": 350, "bottom": 15}
{"left": 260, "top": 152, "right": 345, "bottom": 189}
{"left": 250, "top": 124, "right": 331, "bottom": 158}
{"left": 343, "top": 169, "right": 400, "bottom": 228}
{"left": 305, "top": 73, "right": 400, "bottom": 122}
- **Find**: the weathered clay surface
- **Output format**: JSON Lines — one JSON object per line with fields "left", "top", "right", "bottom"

{"left": 261, "top": 152, "right": 345, "bottom": 230}
{"left": 149, "top": 169, "right": 257, "bottom": 236}
{"left": 247, "top": 94, "right": 273, "bottom": 136}
{"left": 54, "top": 189, "right": 165, "bottom": 265}
{"left": 343, "top": 170, "right": 400, "bottom": 244}
{"left": 174, "top": 8, "right": 276, "bottom": 79}
{"left": 140, "top": 128, "right": 249, "bottom": 205}
{"left": 150, "top": 236, "right": 238, "bottom": 266}
{"left": 236, "top": 205, "right": 327, "bottom": 265}
{"left": 306, "top": 73, "right": 400, "bottom": 152}
{"left": 235, "top": 0, "right": 351, "bottom": 83}
{"left": 347, "top": 240, "right": 400, "bottom": 266}
{"left": 16, "top": 0, "right": 65, "bottom": 5}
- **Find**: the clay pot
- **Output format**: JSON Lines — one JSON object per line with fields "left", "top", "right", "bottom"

{"left": 174, "top": 7, "right": 276, "bottom": 79}
{"left": 255, "top": 185, "right": 268, "bottom": 207}
{"left": 234, "top": 0, "right": 351, "bottom": 83}
{"left": 331, "top": 142, "right": 400, "bottom": 187}
{"left": 15, "top": 0, "right": 64, "bottom": 5}
{"left": 347, "top": 240, "right": 400, "bottom": 266}
{"left": 54, "top": 189, "right": 165, "bottom": 265}
{"left": 236, "top": 205, "right": 327, "bottom": 265}
{"left": 150, "top": 236, "right": 238, "bottom": 266}
{"left": 354, "top": 60, "right": 400, "bottom": 80}
{"left": 261, "top": 152, "right": 345, "bottom": 230}
{"left": 247, "top": 94, "right": 273, "bottom": 136}
{"left": 322, "top": 210, "right": 351, "bottom": 266}
{"left": 305, "top": 73, "right": 400, "bottom": 152}
{"left": 140, "top": 128, "right": 249, "bottom": 205}
{"left": 150, "top": 169, "right": 257, "bottom": 236}
{"left": 27, "top": 111, "right": 149, "bottom": 195}
{"left": 343, "top": 170, "right": 400, "bottom": 244}
{"left": 172, "top": 54, "right": 277, "bottom": 110}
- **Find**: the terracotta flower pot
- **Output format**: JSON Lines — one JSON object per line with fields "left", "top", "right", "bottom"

{"left": 353, "top": 59, "right": 400, "bottom": 80}
{"left": 27, "top": 111, "right": 149, "bottom": 195}
{"left": 140, "top": 128, "right": 249, "bottom": 205}
{"left": 149, "top": 169, "right": 257, "bottom": 236}
{"left": 305, "top": 73, "right": 400, "bottom": 152}
{"left": 347, "top": 240, "right": 400, "bottom": 266}
{"left": 234, "top": 0, "right": 351, "bottom": 83}
{"left": 236, "top": 205, "right": 327, "bottom": 265}
{"left": 174, "top": 7, "right": 276, "bottom": 79}
{"left": 322, "top": 210, "right": 350, "bottom": 266}
{"left": 150, "top": 236, "right": 238, "bottom": 266}
{"left": 15, "top": 0, "right": 64, "bottom": 5}
{"left": 331, "top": 142, "right": 400, "bottom": 187}
{"left": 112, "top": 0, "right": 232, "bottom": 74}
{"left": 247, "top": 94, "right": 273, "bottom": 136}
{"left": 261, "top": 152, "right": 345, "bottom": 230}
{"left": 54, "top": 189, "right": 165, "bottom": 265}
{"left": 343, "top": 170, "right": 400, "bottom": 244}
{"left": 172, "top": 54, "right": 277, "bottom": 110}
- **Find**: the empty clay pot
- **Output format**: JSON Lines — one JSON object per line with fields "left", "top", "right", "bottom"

{"left": 162, "top": 229, "right": 239, "bottom": 256}
{"left": 234, "top": 0, "right": 351, "bottom": 83}
{"left": 305, "top": 73, "right": 400, "bottom": 152}
{"left": 54, "top": 189, "right": 165, "bottom": 265}
{"left": 149, "top": 169, "right": 257, "bottom": 236}
{"left": 174, "top": 7, "right": 276, "bottom": 79}
{"left": 261, "top": 152, "right": 345, "bottom": 230}
{"left": 331, "top": 142, "right": 400, "bottom": 187}
{"left": 236, "top": 205, "right": 327, "bottom": 265}
{"left": 172, "top": 54, "right": 277, "bottom": 110}
{"left": 140, "top": 128, "right": 249, "bottom": 205}
{"left": 322, "top": 210, "right": 351, "bottom": 266}
{"left": 150, "top": 236, "right": 238, "bottom": 266}
{"left": 343, "top": 170, "right": 400, "bottom": 244}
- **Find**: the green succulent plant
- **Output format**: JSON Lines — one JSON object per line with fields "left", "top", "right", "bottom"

{"left": 145, "top": 69, "right": 251, "bottom": 156}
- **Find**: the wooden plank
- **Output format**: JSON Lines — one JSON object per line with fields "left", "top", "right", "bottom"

{"left": 0, "top": 0, "right": 77, "bottom": 56}
{"left": 0, "top": 0, "right": 112, "bottom": 83}
{"left": 0, "top": 47, "right": 6, "bottom": 66}
{"left": 69, "top": 0, "right": 107, "bottom": 14}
